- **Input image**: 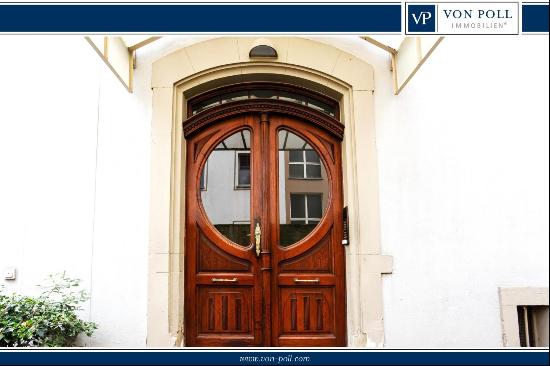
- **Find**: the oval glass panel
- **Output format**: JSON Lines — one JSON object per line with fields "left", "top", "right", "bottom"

{"left": 278, "top": 129, "right": 329, "bottom": 247}
{"left": 200, "top": 130, "right": 251, "bottom": 246}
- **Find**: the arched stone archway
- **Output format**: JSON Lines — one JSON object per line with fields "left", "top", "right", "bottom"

{"left": 148, "top": 37, "right": 391, "bottom": 347}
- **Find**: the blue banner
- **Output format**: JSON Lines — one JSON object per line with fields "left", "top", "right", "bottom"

{"left": 0, "top": 4, "right": 401, "bottom": 33}
{"left": 0, "top": 350, "right": 548, "bottom": 365}
{"left": 522, "top": 3, "right": 549, "bottom": 32}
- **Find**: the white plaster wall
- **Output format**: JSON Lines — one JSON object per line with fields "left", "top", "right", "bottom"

{"left": 318, "top": 36, "right": 549, "bottom": 347}
{"left": 0, "top": 36, "right": 99, "bottom": 300}
{"left": 378, "top": 37, "right": 548, "bottom": 348}
{"left": 87, "top": 45, "right": 151, "bottom": 348}
{"left": 0, "top": 36, "right": 150, "bottom": 347}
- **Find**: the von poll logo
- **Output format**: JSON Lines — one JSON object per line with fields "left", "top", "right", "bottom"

{"left": 406, "top": 2, "right": 519, "bottom": 34}
{"left": 408, "top": 5, "right": 436, "bottom": 32}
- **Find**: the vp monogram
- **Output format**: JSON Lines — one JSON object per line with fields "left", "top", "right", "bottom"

{"left": 412, "top": 11, "right": 433, "bottom": 25}
{"left": 407, "top": 5, "right": 436, "bottom": 32}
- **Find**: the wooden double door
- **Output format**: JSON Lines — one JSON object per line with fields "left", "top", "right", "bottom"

{"left": 185, "top": 112, "right": 346, "bottom": 346}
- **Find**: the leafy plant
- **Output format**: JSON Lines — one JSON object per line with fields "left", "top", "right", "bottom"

{"left": 0, "top": 272, "right": 97, "bottom": 347}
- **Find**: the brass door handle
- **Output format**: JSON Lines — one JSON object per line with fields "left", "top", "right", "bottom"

{"left": 211, "top": 278, "right": 238, "bottom": 283}
{"left": 254, "top": 222, "right": 261, "bottom": 257}
{"left": 293, "top": 278, "right": 320, "bottom": 283}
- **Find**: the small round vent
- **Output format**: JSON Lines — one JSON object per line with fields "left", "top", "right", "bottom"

{"left": 249, "top": 44, "right": 277, "bottom": 59}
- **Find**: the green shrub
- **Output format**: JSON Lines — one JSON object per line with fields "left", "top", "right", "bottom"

{"left": 0, "top": 272, "right": 97, "bottom": 347}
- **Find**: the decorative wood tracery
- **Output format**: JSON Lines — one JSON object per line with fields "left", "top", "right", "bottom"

{"left": 183, "top": 99, "right": 344, "bottom": 140}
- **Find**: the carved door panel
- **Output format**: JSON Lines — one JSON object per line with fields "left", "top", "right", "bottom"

{"left": 185, "top": 114, "right": 263, "bottom": 346}
{"left": 268, "top": 116, "right": 346, "bottom": 347}
{"left": 185, "top": 113, "right": 345, "bottom": 346}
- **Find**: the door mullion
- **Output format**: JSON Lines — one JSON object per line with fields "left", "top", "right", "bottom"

{"left": 248, "top": 113, "right": 263, "bottom": 346}
{"left": 258, "top": 112, "right": 273, "bottom": 346}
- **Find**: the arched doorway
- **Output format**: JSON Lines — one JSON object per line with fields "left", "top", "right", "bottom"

{"left": 184, "top": 84, "right": 346, "bottom": 346}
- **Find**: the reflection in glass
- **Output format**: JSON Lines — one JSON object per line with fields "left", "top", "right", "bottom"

{"left": 249, "top": 89, "right": 277, "bottom": 99}
{"left": 278, "top": 130, "right": 329, "bottom": 246}
{"left": 201, "top": 130, "right": 251, "bottom": 246}
{"left": 192, "top": 97, "right": 220, "bottom": 115}
{"left": 190, "top": 89, "right": 337, "bottom": 118}
{"left": 221, "top": 91, "right": 248, "bottom": 103}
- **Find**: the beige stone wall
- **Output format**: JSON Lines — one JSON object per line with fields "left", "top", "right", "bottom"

{"left": 148, "top": 37, "right": 393, "bottom": 347}
{"left": 499, "top": 287, "right": 549, "bottom": 347}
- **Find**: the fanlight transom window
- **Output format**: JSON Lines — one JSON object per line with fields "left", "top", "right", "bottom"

{"left": 188, "top": 83, "right": 339, "bottom": 119}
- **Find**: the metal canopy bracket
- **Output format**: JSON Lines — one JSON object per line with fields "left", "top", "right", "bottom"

{"left": 362, "top": 36, "right": 444, "bottom": 95}
{"left": 85, "top": 36, "right": 161, "bottom": 93}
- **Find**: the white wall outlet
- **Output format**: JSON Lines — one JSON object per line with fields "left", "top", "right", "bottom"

{"left": 4, "top": 267, "right": 16, "bottom": 280}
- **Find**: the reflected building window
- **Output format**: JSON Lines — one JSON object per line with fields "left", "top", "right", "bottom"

{"left": 236, "top": 152, "right": 251, "bottom": 188}
{"left": 289, "top": 150, "right": 322, "bottom": 179}
{"left": 290, "top": 193, "right": 322, "bottom": 224}
{"left": 278, "top": 129, "right": 329, "bottom": 246}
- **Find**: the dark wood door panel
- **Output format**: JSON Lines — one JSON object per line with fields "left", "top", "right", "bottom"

{"left": 269, "top": 115, "right": 346, "bottom": 347}
{"left": 279, "top": 287, "right": 334, "bottom": 334}
{"left": 279, "top": 229, "right": 334, "bottom": 273}
{"left": 185, "top": 112, "right": 345, "bottom": 347}
{"left": 197, "top": 286, "right": 254, "bottom": 335}
{"left": 197, "top": 228, "right": 252, "bottom": 273}
{"left": 185, "top": 115, "right": 262, "bottom": 347}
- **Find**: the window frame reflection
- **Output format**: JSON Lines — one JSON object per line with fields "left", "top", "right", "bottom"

{"left": 200, "top": 161, "right": 208, "bottom": 191}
